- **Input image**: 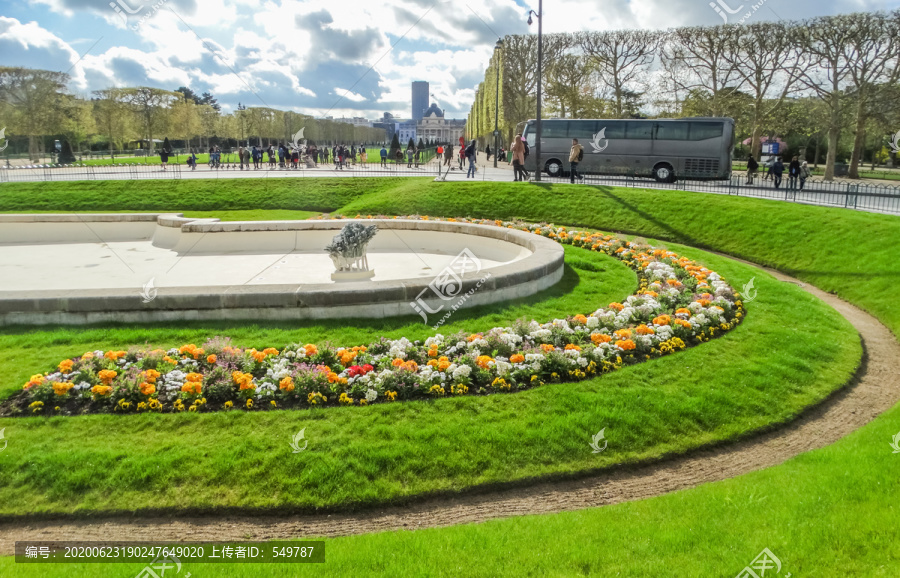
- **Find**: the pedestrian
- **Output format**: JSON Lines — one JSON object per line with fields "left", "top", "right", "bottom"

{"left": 252, "top": 146, "right": 260, "bottom": 169}
{"left": 186, "top": 148, "right": 197, "bottom": 171}
{"left": 466, "top": 139, "right": 477, "bottom": 178}
{"left": 406, "top": 146, "right": 413, "bottom": 168}
{"left": 788, "top": 155, "right": 801, "bottom": 190}
{"left": 763, "top": 156, "right": 775, "bottom": 181}
{"left": 746, "top": 155, "right": 758, "bottom": 184}
{"left": 485, "top": 144, "right": 492, "bottom": 161}
{"left": 569, "top": 138, "right": 584, "bottom": 183}
{"left": 291, "top": 148, "right": 299, "bottom": 169}
{"left": 414, "top": 147, "right": 420, "bottom": 168}
{"left": 458, "top": 145, "right": 465, "bottom": 170}
{"left": 336, "top": 146, "right": 343, "bottom": 170}
{"left": 444, "top": 144, "right": 453, "bottom": 167}
{"left": 395, "top": 148, "right": 403, "bottom": 164}
{"left": 360, "top": 147, "right": 368, "bottom": 164}
{"left": 511, "top": 133, "right": 527, "bottom": 182}
{"left": 160, "top": 147, "right": 169, "bottom": 171}
{"left": 799, "top": 159, "right": 811, "bottom": 190}
{"left": 772, "top": 156, "right": 785, "bottom": 189}
{"left": 380, "top": 145, "right": 388, "bottom": 168}
{"left": 238, "top": 146, "right": 246, "bottom": 170}
{"left": 278, "top": 144, "right": 285, "bottom": 168}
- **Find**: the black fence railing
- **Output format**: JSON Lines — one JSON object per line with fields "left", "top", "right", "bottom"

{"left": 521, "top": 169, "right": 900, "bottom": 215}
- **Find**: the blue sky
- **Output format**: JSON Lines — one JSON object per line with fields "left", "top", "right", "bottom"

{"left": 0, "top": 0, "right": 897, "bottom": 119}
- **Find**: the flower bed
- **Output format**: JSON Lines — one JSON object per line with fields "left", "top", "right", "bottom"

{"left": 8, "top": 218, "right": 745, "bottom": 416}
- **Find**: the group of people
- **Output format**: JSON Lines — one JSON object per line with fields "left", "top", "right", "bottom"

{"left": 187, "top": 143, "right": 370, "bottom": 170}
{"left": 746, "top": 155, "right": 811, "bottom": 189}
{"left": 435, "top": 141, "right": 479, "bottom": 177}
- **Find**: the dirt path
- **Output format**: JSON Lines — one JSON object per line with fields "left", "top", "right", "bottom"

{"left": 1, "top": 266, "right": 898, "bottom": 554}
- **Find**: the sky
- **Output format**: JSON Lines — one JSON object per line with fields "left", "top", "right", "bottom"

{"left": 0, "top": 0, "right": 897, "bottom": 120}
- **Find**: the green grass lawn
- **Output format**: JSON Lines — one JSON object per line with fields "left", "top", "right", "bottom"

{"left": 0, "top": 242, "right": 857, "bottom": 518}
{"left": 0, "top": 178, "right": 896, "bottom": 575}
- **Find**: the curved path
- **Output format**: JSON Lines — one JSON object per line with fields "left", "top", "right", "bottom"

{"left": 1, "top": 265, "right": 898, "bottom": 553}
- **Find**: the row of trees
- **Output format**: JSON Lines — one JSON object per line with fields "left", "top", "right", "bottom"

{"left": 467, "top": 11, "right": 900, "bottom": 179}
{"left": 0, "top": 67, "right": 387, "bottom": 160}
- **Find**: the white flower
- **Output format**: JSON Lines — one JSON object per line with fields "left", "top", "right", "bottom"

{"left": 586, "top": 316, "right": 599, "bottom": 328}
{"left": 365, "top": 388, "right": 378, "bottom": 402}
{"left": 452, "top": 365, "right": 472, "bottom": 380}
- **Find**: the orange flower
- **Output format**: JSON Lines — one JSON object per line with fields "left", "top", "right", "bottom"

{"left": 139, "top": 382, "right": 156, "bottom": 396}
{"left": 652, "top": 315, "right": 672, "bottom": 326}
{"left": 573, "top": 314, "right": 588, "bottom": 324}
{"left": 232, "top": 371, "right": 255, "bottom": 390}
{"left": 304, "top": 344, "right": 318, "bottom": 356}
{"left": 391, "top": 358, "right": 404, "bottom": 367}
{"left": 676, "top": 308, "right": 691, "bottom": 316}
{"left": 427, "top": 359, "right": 439, "bottom": 367}
{"left": 635, "top": 325, "right": 655, "bottom": 335}
{"left": 564, "top": 344, "right": 582, "bottom": 351}
{"left": 279, "top": 376, "right": 295, "bottom": 391}
{"left": 207, "top": 354, "right": 217, "bottom": 364}
{"left": 466, "top": 333, "right": 483, "bottom": 343}
{"left": 641, "top": 290, "right": 659, "bottom": 298}
{"left": 540, "top": 344, "right": 555, "bottom": 353}
{"left": 510, "top": 354, "right": 525, "bottom": 363}
{"left": 697, "top": 299, "right": 711, "bottom": 307}
{"left": 81, "top": 352, "right": 94, "bottom": 360}
{"left": 91, "top": 384, "right": 112, "bottom": 396}
{"left": 437, "top": 359, "right": 452, "bottom": 371}
{"left": 327, "top": 371, "right": 340, "bottom": 383}
{"left": 674, "top": 319, "right": 692, "bottom": 328}
{"left": 401, "top": 360, "right": 419, "bottom": 372}
{"left": 98, "top": 369, "right": 118, "bottom": 384}
{"left": 163, "top": 355, "right": 177, "bottom": 364}
{"left": 142, "top": 369, "right": 160, "bottom": 383}
{"left": 666, "top": 279, "right": 681, "bottom": 287}
{"left": 613, "top": 329, "right": 632, "bottom": 339}
{"left": 615, "top": 339, "right": 637, "bottom": 351}
{"left": 52, "top": 382, "right": 74, "bottom": 396}
{"left": 591, "top": 333, "right": 612, "bottom": 344}
{"left": 58, "top": 359, "right": 74, "bottom": 373}
{"left": 250, "top": 350, "right": 267, "bottom": 363}
{"left": 475, "top": 355, "right": 493, "bottom": 369}
{"left": 181, "top": 381, "right": 202, "bottom": 395}
{"left": 185, "top": 372, "right": 203, "bottom": 384}
{"left": 609, "top": 302, "right": 625, "bottom": 312}
{"left": 262, "top": 347, "right": 279, "bottom": 356}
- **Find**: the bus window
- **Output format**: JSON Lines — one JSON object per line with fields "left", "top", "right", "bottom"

{"left": 625, "top": 122, "right": 653, "bottom": 140}
{"left": 655, "top": 122, "right": 689, "bottom": 140}
{"left": 599, "top": 121, "right": 625, "bottom": 139}
{"left": 541, "top": 121, "right": 570, "bottom": 139}
{"left": 567, "top": 120, "right": 598, "bottom": 140}
{"left": 689, "top": 122, "right": 724, "bottom": 140}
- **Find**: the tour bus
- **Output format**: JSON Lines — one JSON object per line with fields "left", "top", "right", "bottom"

{"left": 520, "top": 117, "right": 735, "bottom": 182}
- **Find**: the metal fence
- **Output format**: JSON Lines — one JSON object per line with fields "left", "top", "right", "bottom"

{"left": 528, "top": 169, "right": 900, "bottom": 215}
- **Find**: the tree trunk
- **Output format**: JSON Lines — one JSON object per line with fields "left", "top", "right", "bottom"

{"left": 823, "top": 92, "right": 840, "bottom": 181}
{"left": 848, "top": 92, "right": 867, "bottom": 179}
{"left": 814, "top": 137, "right": 820, "bottom": 169}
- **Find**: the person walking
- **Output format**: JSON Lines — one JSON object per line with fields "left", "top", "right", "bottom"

{"left": 763, "top": 156, "right": 775, "bottom": 181}
{"left": 466, "top": 139, "right": 477, "bottom": 178}
{"left": 360, "top": 147, "right": 368, "bottom": 165}
{"left": 413, "top": 147, "right": 420, "bottom": 168}
{"left": 238, "top": 146, "right": 246, "bottom": 170}
{"left": 511, "top": 134, "right": 527, "bottom": 182}
{"left": 444, "top": 144, "right": 453, "bottom": 167}
{"left": 278, "top": 144, "right": 285, "bottom": 168}
{"left": 569, "top": 138, "right": 585, "bottom": 183}
{"left": 771, "top": 156, "right": 785, "bottom": 189}
{"left": 186, "top": 148, "right": 197, "bottom": 171}
{"left": 799, "top": 159, "right": 811, "bottom": 190}
{"left": 485, "top": 144, "right": 492, "bottom": 161}
{"left": 160, "top": 146, "right": 169, "bottom": 171}
{"left": 406, "top": 145, "right": 413, "bottom": 168}
{"left": 458, "top": 145, "right": 465, "bottom": 170}
{"left": 380, "top": 145, "right": 388, "bottom": 168}
{"left": 746, "top": 155, "right": 759, "bottom": 185}
{"left": 788, "top": 155, "right": 801, "bottom": 190}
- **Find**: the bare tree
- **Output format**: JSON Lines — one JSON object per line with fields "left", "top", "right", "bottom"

{"left": 576, "top": 30, "right": 660, "bottom": 119}
{"left": 721, "top": 22, "right": 806, "bottom": 159}
{"left": 660, "top": 25, "right": 740, "bottom": 117}
{"left": 796, "top": 14, "right": 860, "bottom": 180}
{"left": 840, "top": 12, "right": 898, "bottom": 178}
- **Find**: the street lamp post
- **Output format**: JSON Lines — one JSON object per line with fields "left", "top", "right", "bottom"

{"left": 527, "top": 1, "right": 543, "bottom": 181}
{"left": 493, "top": 38, "right": 503, "bottom": 169}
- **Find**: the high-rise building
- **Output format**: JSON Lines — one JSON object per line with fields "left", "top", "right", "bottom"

{"left": 411, "top": 81, "right": 429, "bottom": 122}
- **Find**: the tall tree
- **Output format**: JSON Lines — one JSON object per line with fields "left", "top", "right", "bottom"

{"left": 0, "top": 67, "right": 71, "bottom": 159}
{"left": 840, "top": 11, "right": 898, "bottom": 178}
{"left": 175, "top": 86, "right": 198, "bottom": 103}
{"left": 199, "top": 91, "right": 220, "bottom": 111}
{"left": 797, "top": 14, "right": 860, "bottom": 180}
{"left": 92, "top": 88, "right": 133, "bottom": 157}
{"left": 120, "top": 87, "right": 179, "bottom": 153}
{"left": 576, "top": 30, "right": 660, "bottom": 119}
{"left": 722, "top": 21, "right": 806, "bottom": 159}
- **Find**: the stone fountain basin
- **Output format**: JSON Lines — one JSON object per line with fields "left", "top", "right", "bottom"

{"left": 0, "top": 214, "right": 565, "bottom": 325}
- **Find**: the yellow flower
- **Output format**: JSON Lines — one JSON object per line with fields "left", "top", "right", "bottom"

{"left": 224, "top": 400, "right": 234, "bottom": 410}
{"left": 246, "top": 398, "right": 254, "bottom": 409}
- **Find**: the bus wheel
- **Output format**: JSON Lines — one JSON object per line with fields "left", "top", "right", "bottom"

{"left": 653, "top": 163, "right": 676, "bottom": 183}
{"left": 545, "top": 159, "right": 564, "bottom": 178}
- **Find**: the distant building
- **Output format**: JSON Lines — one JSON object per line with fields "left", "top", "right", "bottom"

{"left": 334, "top": 117, "right": 373, "bottom": 128}
{"left": 397, "top": 120, "right": 417, "bottom": 146}
{"left": 412, "top": 81, "right": 429, "bottom": 122}
{"left": 417, "top": 103, "right": 465, "bottom": 144}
